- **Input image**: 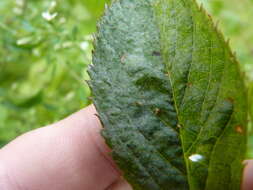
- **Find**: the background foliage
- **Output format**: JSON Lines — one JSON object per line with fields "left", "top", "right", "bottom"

{"left": 0, "top": 0, "right": 253, "bottom": 156}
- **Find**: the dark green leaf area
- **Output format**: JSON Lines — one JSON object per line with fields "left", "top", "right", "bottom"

{"left": 89, "top": 0, "right": 247, "bottom": 190}
{"left": 89, "top": 0, "right": 188, "bottom": 189}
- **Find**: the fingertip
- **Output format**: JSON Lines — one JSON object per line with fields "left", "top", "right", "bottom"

{"left": 0, "top": 105, "right": 121, "bottom": 190}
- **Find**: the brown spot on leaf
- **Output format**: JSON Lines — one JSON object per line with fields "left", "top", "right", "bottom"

{"left": 165, "top": 71, "right": 170, "bottom": 77}
{"left": 187, "top": 82, "right": 193, "bottom": 87}
{"left": 177, "top": 124, "right": 182, "bottom": 129}
{"left": 242, "top": 160, "right": 249, "bottom": 166}
{"left": 120, "top": 54, "right": 126, "bottom": 63}
{"left": 152, "top": 51, "right": 161, "bottom": 56}
{"left": 227, "top": 97, "right": 234, "bottom": 104}
{"left": 135, "top": 101, "right": 143, "bottom": 106}
{"left": 235, "top": 125, "right": 243, "bottom": 134}
{"left": 154, "top": 108, "right": 161, "bottom": 115}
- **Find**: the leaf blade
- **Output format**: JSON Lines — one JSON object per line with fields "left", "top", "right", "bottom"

{"left": 89, "top": 0, "right": 247, "bottom": 189}
{"left": 155, "top": 1, "right": 247, "bottom": 189}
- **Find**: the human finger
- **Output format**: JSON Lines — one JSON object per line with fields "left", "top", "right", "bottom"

{"left": 0, "top": 105, "right": 120, "bottom": 190}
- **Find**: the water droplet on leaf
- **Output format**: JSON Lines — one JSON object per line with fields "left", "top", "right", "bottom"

{"left": 189, "top": 154, "right": 204, "bottom": 162}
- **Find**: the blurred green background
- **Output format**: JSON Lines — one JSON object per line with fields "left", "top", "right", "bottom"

{"left": 0, "top": 0, "right": 253, "bottom": 156}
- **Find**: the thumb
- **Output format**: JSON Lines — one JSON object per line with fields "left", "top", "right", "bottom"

{"left": 0, "top": 105, "right": 123, "bottom": 190}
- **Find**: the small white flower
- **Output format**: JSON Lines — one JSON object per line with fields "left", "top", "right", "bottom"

{"left": 50, "top": 1, "right": 57, "bottom": 9}
{"left": 16, "top": 37, "right": 32, "bottom": 45}
{"left": 16, "top": 0, "right": 25, "bottom": 7}
{"left": 42, "top": 11, "right": 58, "bottom": 21}
{"left": 189, "top": 154, "right": 203, "bottom": 162}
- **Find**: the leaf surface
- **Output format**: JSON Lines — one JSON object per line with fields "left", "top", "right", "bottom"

{"left": 88, "top": 0, "right": 248, "bottom": 189}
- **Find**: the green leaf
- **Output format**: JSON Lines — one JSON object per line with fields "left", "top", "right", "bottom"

{"left": 88, "top": 0, "right": 248, "bottom": 189}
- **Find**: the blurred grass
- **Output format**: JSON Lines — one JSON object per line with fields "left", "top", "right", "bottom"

{"left": 0, "top": 0, "right": 108, "bottom": 146}
{"left": 0, "top": 0, "right": 253, "bottom": 156}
